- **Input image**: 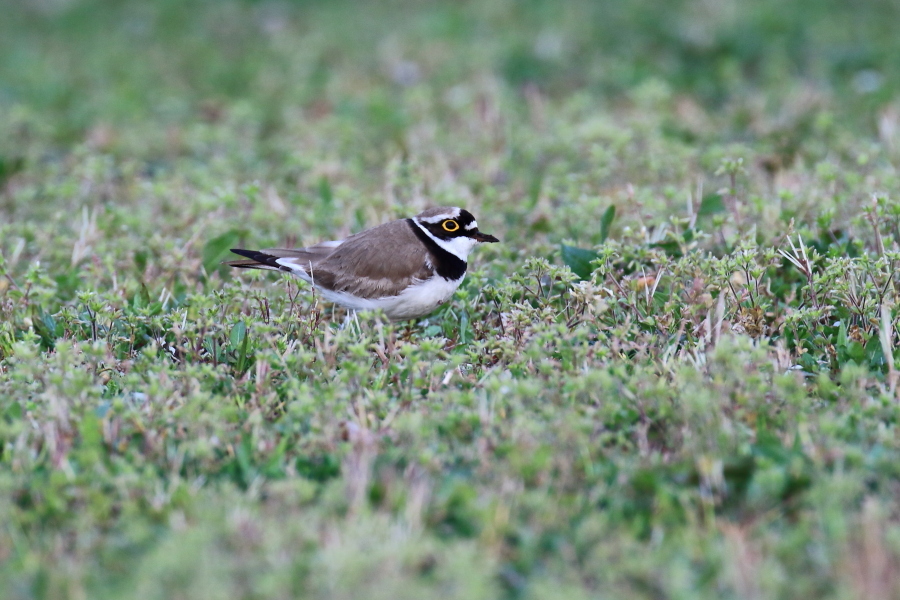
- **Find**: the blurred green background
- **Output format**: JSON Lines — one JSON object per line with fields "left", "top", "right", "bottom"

{"left": 3, "top": 0, "right": 899, "bottom": 148}
{"left": 4, "top": 0, "right": 899, "bottom": 252}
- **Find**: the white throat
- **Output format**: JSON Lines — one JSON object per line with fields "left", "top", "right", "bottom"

{"left": 412, "top": 218, "right": 478, "bottom": 261}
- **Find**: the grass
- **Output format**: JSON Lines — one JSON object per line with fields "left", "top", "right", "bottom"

{"left": 2, "top": 0, "right": 900, "bottom": 598}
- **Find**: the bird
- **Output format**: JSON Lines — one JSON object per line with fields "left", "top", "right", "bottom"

{"left": 225, "top": 206, "right": 499, "bottom": 321}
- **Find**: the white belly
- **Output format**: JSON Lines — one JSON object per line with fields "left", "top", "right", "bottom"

{"left": 313, "top": 275, "right": 465, "bottom": 321}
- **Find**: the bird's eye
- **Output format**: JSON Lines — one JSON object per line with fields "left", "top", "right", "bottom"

{"left": 442, "top": 219, "right": 460, "bottom": 232}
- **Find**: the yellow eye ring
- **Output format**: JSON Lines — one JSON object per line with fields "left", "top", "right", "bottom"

{"left": 442, "top": 219, "right": 460, "bottom": 232}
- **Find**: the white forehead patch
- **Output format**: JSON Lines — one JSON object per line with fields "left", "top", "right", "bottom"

{"left": 419, "top": 207, "right": 461, "bottom": 224}
{"left": 465, "top": 221, "right": 477, "bottom": 230}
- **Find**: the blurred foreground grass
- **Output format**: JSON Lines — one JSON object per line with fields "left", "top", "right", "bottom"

{"left": 3, "top": 0, "right": 900, "bottom": 598}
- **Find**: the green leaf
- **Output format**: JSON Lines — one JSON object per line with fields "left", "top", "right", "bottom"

{"left": 599, "top": 204, "right": 616, "bottom": 242}
{"left": 4, "top": 401, "right": 22, "bottom": 421}
{"left": 132, "top": 283, "right": 152, "bottom": 310}
{"left": 229, "top": 321, "right": 247, "bottom": 349}
{"left": 262, "top": 437, "right": 289, "bottom": 479}
{"left": 458, "top": 311, "right": 470, "bottom": 345}
{"left": 296, "top": 453, "right": 341, "bottom": 482}
{"left": 134, "top": 249, "right": 148, "bottom": 274}
{"left": 32, "top": 307, "right": 59, "bottom": 351}
{"left": 561, "top": 244, "right": 599, "bottom": 280}
{"left": 203, "top": 229, "right": 242, "bottom": 274}
{"left": 846, "top": 341, "right": 866, "bottom": 362}
{"left": 866, "top": 336, "right": 886, "bottom": 370}
{"left": 650, "top": 239, "right": 684, "bottom": 257}
{"left": 54, "top": 271, "right": 81, "bottom": 301}
{"left": 698, "top": 193, "right": 726, "bottom": 217}
{"left": 836, "top": 322, "right": 848, "bottom": 348}
{"left": 230, "top": 321, "right": 252, "bottom": 374}
{"left": 235, "top": 435, "right": 254, "bottom": 488}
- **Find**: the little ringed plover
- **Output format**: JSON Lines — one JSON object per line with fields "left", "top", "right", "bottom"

{"left": 225, "top": 206, "right": 499, "bottom": 321}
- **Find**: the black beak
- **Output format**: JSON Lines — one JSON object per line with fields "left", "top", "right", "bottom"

{"left": 471, "top": 231, "right": 500, "bottom": 243}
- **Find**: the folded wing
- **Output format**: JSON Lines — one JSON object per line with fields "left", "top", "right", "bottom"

{"left": 225, "top": 219, "right": 434, "bottom": 300}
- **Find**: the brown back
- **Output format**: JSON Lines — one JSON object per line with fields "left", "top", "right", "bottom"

{"left": 283, "top": 219, "right": 434, "bottom": 299}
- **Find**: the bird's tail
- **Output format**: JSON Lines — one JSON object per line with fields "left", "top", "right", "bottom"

{"left": 223, "top": 249, "right": 292, "bottom": 272}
